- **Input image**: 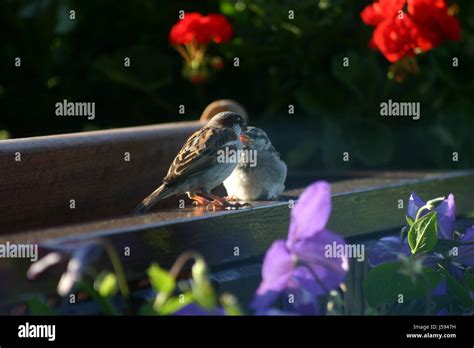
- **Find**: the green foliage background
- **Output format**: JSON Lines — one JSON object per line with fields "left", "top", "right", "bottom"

{"left": 1, "top": 0, "right": 473, "bottom": 170}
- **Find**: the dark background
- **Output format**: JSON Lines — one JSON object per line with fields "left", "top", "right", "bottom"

{"left": 1, "top": 0, "right": 473, "bottom": 170}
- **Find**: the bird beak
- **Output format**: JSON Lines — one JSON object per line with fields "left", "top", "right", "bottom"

{"left": 240, "top": 133, "right": 251, "bottom": 144}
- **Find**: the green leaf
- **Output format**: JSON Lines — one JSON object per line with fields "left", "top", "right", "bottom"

{"left": 279, "top": 23, "right": 302, "bottom": 36}
{"left": 138, "top": 302, "right": 157, "bottom": 316}
{"left": 443, "top": 270, "right": 473, "bottom": 308}
{"left": 76, "top": 281, "right": 119, "bottom": 315}
{"left": 192, "top": 258, "right": 208, "bottom": 287}
{"left": 220, "top": 294, "right": 243, "bottom": 316}
{"left": 158, "top": 292, "right": 193, "bottom": 315}
{"left": 465, "top": 268, "right": 474, "bottom": 292}
{"left": 27, "top": 297, "right": 56, "bottom": 315}
{"left": 364, "top": 262, "right": 442, "bottom": 307}
{"left": 408, "top": 211, "right": 438, "bottom": 254}
{"left": 220, "top": 1, "right": 236, "bottom": 16}
{"left": 0, "top": 129, "right": 10, "bottom": 140}
{"left": 94, "top": 272, "right": 118, "bottom": 297}
{"left": 147, "top": 263, "right": 175, "bottom": 295}
{"left": 192, "top": 282, "right": 217, "bottom": 310}
{"left": 190, "top": 258, "right": 217, "bottom": 310}
{"left": 406, "top": 215, "right": 414, "bottom": 226}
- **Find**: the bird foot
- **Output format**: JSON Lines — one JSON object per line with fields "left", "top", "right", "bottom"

{"left": 202, "top": 194, "right": 252, "bottom": 210}
{"left": 204, "top": 200, "right": 226, "bottom": 211}
{"left": 224, "top": 195, "right": 252, "bottom": 209}
{"left": 205, "top": 200, "right": 252, "bottom": 211}
{"left": 190, "top": 195, "right": 225, "bottom": 211}
{"left": 224, "top": 200, "right": 252, "bottom": 210}
{"left": 225, "top": 195, "right": 238, "bottom": 202}
{"left": 190, "top": 195, "right": 211, "bottom": 207}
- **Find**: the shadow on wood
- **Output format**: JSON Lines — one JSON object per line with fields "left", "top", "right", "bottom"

{"left": 0, "top": 121, "right": 204, "bottom": 233}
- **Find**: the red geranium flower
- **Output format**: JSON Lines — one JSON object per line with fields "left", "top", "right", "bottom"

{"left": 169, "top": 12, "right": 234, "bottom": 84}
{"left": 361, "top": 0, "right": 461, "bottom": 63}
{"left": 372, "top": 14, "right": 422, "bottom": 62}
{"left": 169, "top": 13, "right": 210, "bottom": 45}
{"left": 200, "top": 14, "right": 234, "bottom": 44}
{"left": 361, "top": 0, "right": 405, "bottom": 26}
{"left": 169, "top": 13, "right": 233, "bottom": 45}
{"left": 408, "top": 0, "right": 461, "bottom": 49}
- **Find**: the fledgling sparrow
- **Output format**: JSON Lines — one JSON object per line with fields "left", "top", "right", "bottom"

{"left": 134, "top": 112, "right": 249, "bottom": 213}
{"left": 223, "top": 126, "right": 287, "bottom": 201}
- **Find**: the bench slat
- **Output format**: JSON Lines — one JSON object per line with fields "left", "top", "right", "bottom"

{"left": 0, "top": 122, "right": 202, "bottom": 233}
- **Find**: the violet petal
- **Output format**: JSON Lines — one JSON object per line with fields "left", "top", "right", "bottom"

{"left": 368, "top": 236, "right": 411, "bottom": 267}
{"left": 436, "top": 194, "right": 455, "bottom": 240}
{"left": 292, "top": 230, "right": 349, "bottom": 295}
{"left": 456, "top": 227, "right": 474, "bottom": 266}
{"left": 257, "top": 240, "right": 294, "bottom": 293}
{"left": 407, "top": 192, "right": 425, "bottom": 221}
{"left": 174, "top": 303, "right": 225, "bottom": 316}
{"left": 287, "top": 181, "right": 331, "bottom": 245}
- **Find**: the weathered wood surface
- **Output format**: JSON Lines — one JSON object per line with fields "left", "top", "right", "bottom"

{"left": 0, "top": 121, "right": 204, "bottom": 233}
{"left": 2, "top": 170, "right": 473, "bottom": 245}
{"left": 1, "top": 170, "right": 473, "bottom": 311}
{"left": 0, "top": 99, "right": 251, "bottom": 235}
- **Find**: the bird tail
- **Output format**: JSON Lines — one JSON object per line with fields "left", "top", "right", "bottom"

{"left": 133, "top": 183, "right": 174, "bottom": 214}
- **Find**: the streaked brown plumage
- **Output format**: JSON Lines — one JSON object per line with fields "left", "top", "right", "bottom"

{"left": 134, "top": 112, "right": 247, "bottom": 213}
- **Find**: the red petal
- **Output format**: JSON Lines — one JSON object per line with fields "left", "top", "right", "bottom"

{"left": 201, "top": 14, "right": 234, "bottom": 44}
{"left": 361, "top": 0, "right": 406, "bottom": 26}
{"left": 372, "top": 16, "right": 419, "bottom": 62}
{"left": 408, "top": 0, "right": 461, "bottom": 48}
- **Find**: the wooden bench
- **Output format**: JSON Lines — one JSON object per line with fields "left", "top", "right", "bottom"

{"left": 1, "top": 102, "right": 473, "bottom": 314}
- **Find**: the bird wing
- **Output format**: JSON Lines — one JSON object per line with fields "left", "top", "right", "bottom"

{"left": 163, "top": 126, "right": 238, "bottom": 185}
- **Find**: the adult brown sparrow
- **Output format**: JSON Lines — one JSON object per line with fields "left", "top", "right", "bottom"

{"left": 223, "top": 126, "right": 287, "bottom": 201}
{"left": 134, "top": 112, "right": 249, "bottom": 213}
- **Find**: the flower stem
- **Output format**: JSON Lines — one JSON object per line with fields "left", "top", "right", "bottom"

{"left": 101, "top": 240, "right": 130, "bottom": 300}
{"left": 174, "top": 44, "right": 191, "bottom": 63}
{"left": 415, "top": 196, "right": 445, "bottom": 221}
{"left": 169, "top": 251, "right": 203, "bottom": 279}
{"left": 415, "top": 205, "right": 430, "bottom": 221}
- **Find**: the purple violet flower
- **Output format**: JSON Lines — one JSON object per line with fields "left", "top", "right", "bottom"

{"left": 369, "top": 192, "right": 474, "bottom": 303}
{"left": 407, "top": 192, "right": 455, "bottom": 240}
{"left": 368, "top": 235, "right": 412, "bottom": 266}
{"left": 370, "top": 193, "right": 456, "bottom": 267}
{"left": 252, "top": 181, "right": 349, "bottom": 314}
{"left": 174, "top": 303, "right": 225, "bottom": 316}
{"left": 455, "top": 226, "right": 474, "bottom": 266}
